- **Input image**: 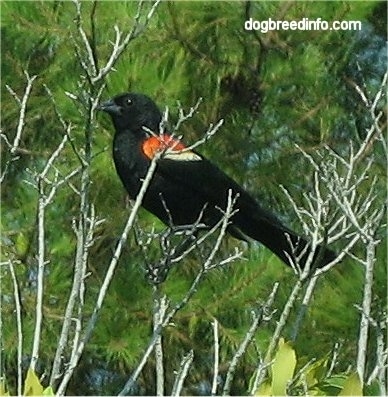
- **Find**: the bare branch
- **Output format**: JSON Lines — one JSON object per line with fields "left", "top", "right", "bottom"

{"left": 43, "top": 84, "right": 86, "bottom": 167}
{"left": 202, "top": 191, "right": 240, "bottom": 271}
{"left": 91, "top": 0, "right": 161, "bottom": 83}
{"left": 119, "top": 192, "right": 241, "bottom": 396}
{"left": 5, "top": 84, "right": 22, "bottom": 106}
{"left": 118, "top": 330, "right": 162, "bottom": 396}
{"left": 143, "top": 98, "right": 224, "bottom": 157}
{"left": 9, "top": 71, "right": 38, "bottom": 155}
{"left": 182, "top": 119, "right": 224, "bottom": 153}
{"left": 153, "top": 288, "right": 167, "bottom": 396}
{"left": 1, "top": 71, "right": 37, "bottom": 184}
{"left": 211, "top": 318, "right": 219, "bottom": 396}
{"left": 365, "top": 315, "right": 387, "bottom": 395}
{"left": 224, "top": 282, "right": 279, "bottom": 395}
{"left": 73, "top": 0, "right": 97, "bottom": 78}
{"left": 171, "top": 350, "right": 194, "bottom": 397}
{"left": 327, "top": 342, "right": 342, "bottom": 378}
{"left": 30, "top": 132, "right": 70, "bottom": 372}
{"left": 356, "top": 212, "right": 383, "bottom": 384}
{"left": 173, "top": 97, "right": 203, "bottom": 132}
{"left": 56, "top": 155, "right": 159, "bottom": 395}
{"left": 30, "top": 186, "right": 46, "bottom": 372}
{"left": 352, "top": 71, "right": 387, "bottom": 161}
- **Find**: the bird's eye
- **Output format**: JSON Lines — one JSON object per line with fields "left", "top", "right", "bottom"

{"left": 126, "top": 98, "right": 132, "bottom": 106}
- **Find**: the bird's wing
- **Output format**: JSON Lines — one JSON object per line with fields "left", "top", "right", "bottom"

{"left": 141, "top": 134, "right": 285, "bottom": 226}
{"left": 158, "top": 155, "right": 282, "bottom": 226}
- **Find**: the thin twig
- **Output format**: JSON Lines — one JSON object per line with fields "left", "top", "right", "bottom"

{"left": 173, "top": 98, "right": 203, "bottom": 132}
{"left": 357, "top": 233, "right": 380, "bottom": 384}
{"left": 211, "top": 318, "right": 219, "bottom": 396}
{"left": 30, "top": 133, "right": 69, "bottom": 372}
{"left": 119, "top": 192, "right": 240, "bottom": 396}
{"left": 29, "top": 180, "right": 46, "bottom": 372}
{"left": 180, "top": 119, "right": 224, "bottom": 154}
{"left": 57, "top": 155, "right": 159, "bottom": 396}
{"left": 327, "top": 342, "right": 341, "bottom": 377}
{"left": 9, "top": 71, "right": 38, "bottom": 155}
{"left": 224, "top": 282, "right": 279, "bottom": 395}
{"left": 253, "top": 279, "right": 303, "bottom": 391}
{"left": 73, "top": 0, "right": 97, "bottom": 78}
{"left": 91, "top": 0, "right": 161, "bottom": 83}
{"left": 1, "top": 72, "right": 37, "bottom": 184}
{"left": 153, "top": 287, "right": 167, "bottom": 396}
{"left": 171, "top": 350, "right": 194, "bottom": 396}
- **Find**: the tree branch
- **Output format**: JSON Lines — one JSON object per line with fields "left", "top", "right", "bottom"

{"left": 56, "top": 155, "right": 159, "bottom": 395}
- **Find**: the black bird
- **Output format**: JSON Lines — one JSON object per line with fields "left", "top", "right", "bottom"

{"left": 98, "top": 92, "right": 335, "bottom": 270}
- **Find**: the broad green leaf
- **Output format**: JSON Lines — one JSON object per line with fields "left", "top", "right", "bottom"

{"left": 255, "top": 380, "right": 272, "bottom": 396}
{"left": 43, "top": 386, "right": 55, "bottom": 396}
{"left": 324, "top": 374, "right": 347, "bottom": 388}
{"left": 303, "top": 356, "right": 329, "bottom": 388}
{"left": 307, "top": 387, "right": 326, "bottom": 396}
{"left": 320, "top": 374, "right": 347, "bottom": 395}
{"left": 339, "top": 372, "right": 363, "bottom": 396}
{"left": 271, "top": 339, "right": 296, "bottom": 396}
{"left": 23, "top": 368, "right": 43, "bottom": 396}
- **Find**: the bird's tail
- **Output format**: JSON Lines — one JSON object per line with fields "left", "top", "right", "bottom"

{"left": 233, "top": 215, "right": 335, "bottom": 270}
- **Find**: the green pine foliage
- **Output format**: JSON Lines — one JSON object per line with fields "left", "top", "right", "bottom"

{"left": 1, "top": 1, "right": 386, "bottom": 395}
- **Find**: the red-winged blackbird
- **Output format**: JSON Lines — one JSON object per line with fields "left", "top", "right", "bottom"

{"left": 98, "top": 93, "right": 335, "bottom": 269}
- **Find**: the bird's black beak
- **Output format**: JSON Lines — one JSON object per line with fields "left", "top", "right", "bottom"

{"left": 97, "top": 99, "right": 122, "bottom": 116}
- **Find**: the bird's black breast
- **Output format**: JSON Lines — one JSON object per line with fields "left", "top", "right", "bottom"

{"left": 111, "top": 131, "right": 220, "bottom": 226}
{"left": 113, "top": 132, "right": 149, "bottom": 198}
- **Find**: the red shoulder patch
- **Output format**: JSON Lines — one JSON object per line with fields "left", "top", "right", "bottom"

{"left": 142, "top": 135, "right": 186, "bottom": 159}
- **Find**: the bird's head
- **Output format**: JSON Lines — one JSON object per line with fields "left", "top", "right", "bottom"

{"left": 98, "top": 92, "right": 162, "bottom": 135}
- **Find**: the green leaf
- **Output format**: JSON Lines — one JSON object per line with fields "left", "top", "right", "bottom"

{"left": 23, "top": 368, "right": 44, "bottom": 396}
{"left": 339, "top": 372, "right": 363, "bottom": 396}
{"left": 364, "top": 380, "right": 381, "bottom": 396}
{"left": 15, "top": 232, "right": 28, "bottom": 256}
{"left": 303, "top": 356, "right": 329, "bottom": 388}
{"left": 324, "top": 374, "right": 347, "bottom": 388}
{"left": 320, "top": 375, "right": 347, "bottom": 396}
{"left": 43, "top": 386, "right": 55, "bottom": 396}
{"left": 271, "top": 338, "right": 297, "bottom": 396}
{"left": 255, "top": 381, "right": 272, "bottom": 396}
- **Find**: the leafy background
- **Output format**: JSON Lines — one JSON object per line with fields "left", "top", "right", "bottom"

{"left": 1, "top": 1, "right": 386, "bottom": 395}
